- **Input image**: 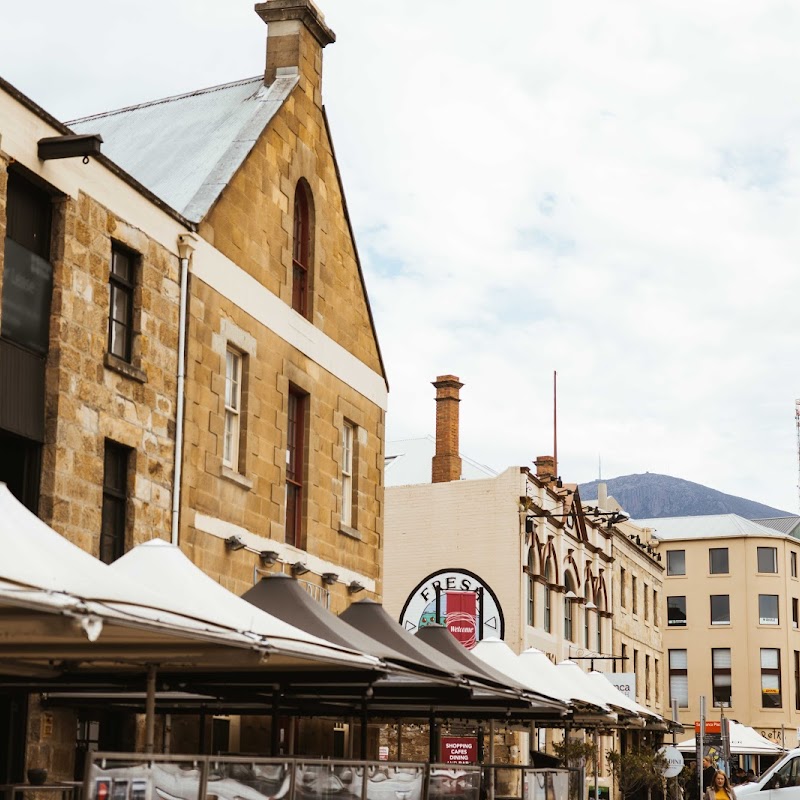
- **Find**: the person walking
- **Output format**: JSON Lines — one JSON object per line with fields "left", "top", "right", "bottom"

{"left": 705, "top": 771, "right": 735, "bottom": 800}
{"left": 702, "top": 758, "right": 718, "bottom": 793}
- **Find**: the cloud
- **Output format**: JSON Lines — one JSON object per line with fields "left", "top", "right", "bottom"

{"left": 3, "top": 0, "right": 799, "bottom": 511}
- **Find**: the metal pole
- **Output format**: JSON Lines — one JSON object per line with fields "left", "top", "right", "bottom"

{"left": 270, "top": 691, "right": 280, "bottom": 756}
{"left": 593, "top": 729, "right": 599, "bottom": 800}
{"left": 489, "top": 720, "right": 496, "bottom": 800}
{"left": 699, "top": 696, "right": 706, "bottom": 800}
{"left": 397, "top": 722, "right": 402, "bottom": 761}
{"left": 145, "top": 666, "right": 157, "bottom": 754}
{"left": 672, "top": 700, "right": 679, "bottom": 800}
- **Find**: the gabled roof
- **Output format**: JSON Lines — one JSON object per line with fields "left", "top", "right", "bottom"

{"left": 753, "top": 516, "right": 800, "bottom": 536}
{"left": 384, "top": 436, "right": 498, "bottom": 487}
{"left": 69, "top": 74, "right": 298, "bottom": 223}
{"left": 635, "top": 513, "right": 787, "bottom": 541}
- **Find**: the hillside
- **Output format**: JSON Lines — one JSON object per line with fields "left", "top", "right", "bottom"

{"left": 578, "top": 473, "right": 791, "bottom": 520}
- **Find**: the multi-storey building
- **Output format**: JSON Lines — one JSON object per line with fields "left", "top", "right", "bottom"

{"left": 643, "top": 515, "right": 800, "bottom": 749}
{"left": 0, "top": 0, "right": 386, "bottom": 782}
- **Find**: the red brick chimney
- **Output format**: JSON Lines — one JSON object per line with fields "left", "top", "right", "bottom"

{"left": 534, "top": 455, "right": 556, "bottom": 482}
{"left": 432, "top": 375, "right": 464, "bottom": 484}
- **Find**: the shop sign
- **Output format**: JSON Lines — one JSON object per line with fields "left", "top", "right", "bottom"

{"left": 440, "top": 736, "right": 478, "bottom": 765}
{"left": 659, "top": 746, "right": 684, "bottom": 778}
{"left": 604, "top": 673, "right": 636, "bottom": 702}
{"left": 399, "top": 569, "right": 505, "bottom": 648}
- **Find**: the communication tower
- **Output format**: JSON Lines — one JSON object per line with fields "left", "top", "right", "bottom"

{"left": 797, "top": 399, "right": 800, "bottom": 512}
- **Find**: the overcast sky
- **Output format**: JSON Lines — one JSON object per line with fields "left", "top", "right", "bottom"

{"left": 3, "top": 1, "right": 799, "bottom": 513}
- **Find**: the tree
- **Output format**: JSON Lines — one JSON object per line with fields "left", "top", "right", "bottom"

{"left": 607, "top": 748, "right": 668, "bottom": 800}
{"left": 553, "top": 736, "right": 598, "bottom": 768}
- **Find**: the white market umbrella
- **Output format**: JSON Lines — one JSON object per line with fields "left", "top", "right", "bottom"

{"left": 676, "top": 721, "right": 785, "bottom": 755}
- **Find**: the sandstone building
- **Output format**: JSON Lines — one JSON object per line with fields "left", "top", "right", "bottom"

{"left": 0, "top": 0, "right": 386, "bottom": 782}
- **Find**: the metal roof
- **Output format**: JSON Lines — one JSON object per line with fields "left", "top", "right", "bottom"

{"left": 634, "top": 513, "right": 788, "bottom": 541}
{"left": 384, "top": 436, "right": 498, "bottom": 487}
{"left": 69, "top": 74, "right": 298, "bottom": 222}
{"left": 753, "top": 516, "right": 800, "bottom": 536}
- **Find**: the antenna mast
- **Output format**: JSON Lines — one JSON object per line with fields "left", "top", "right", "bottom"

{"left": 553, "top": 371, "right": 558, "bottom": 479}
{"left": 796, "top": 399, "right": 800, "bottom": 512}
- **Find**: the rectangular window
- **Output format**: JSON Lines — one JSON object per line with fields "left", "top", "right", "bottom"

{"left": 667, "top": 596, "right": 687, "bottom": 626}
{"left": 653, "top": 589, "right": 659, "bottom": 626}
{"left": 667, "top": 550, "right": 686, "bottom": 576}
{"left": 758, "top": 546, "right": 778, "bottom": 573}
{"left": 794, "top": 598, "right": 799, "bottom": 629}
{"left": 223, "top": 349, "right": 242, "bottom": 469}
{"left": 644, "top": 583, "right": 649, "bottom": 621}
{"left": 793, "top": 552, "right": 798, "bottom": 578}
{"left": 712, "top": 648, "right": 732, "bottom": 708}
{"left": 632, "top": 575, "right": 638, "bottom": 615}
{"left": 761, "top": 648, "right": 782, "bottom": 708}
{"left": 108, "top": 244, "right": 136, "bottom": 362}
{"left": 620, "top": 568, "right": 627, "bottom": 608}
{"left": 795, "top": 651, "right": 800, "bottom": 711}
{"left": 709, "top": 547, "right": 729, "bottom": 574}
{"left": 100, "top": 441, "right": 130, "bottom": 564}
{"left": 341, "top": 421, "right": 355, "bottom": 528}
{"left": 633, "top": 649, "right": 639, "bottom": 700}
{"left": 645, "top": 654, "right": 651, "bottom": 701}
{"left": 710, "top": 595, "right": 730, "bottom": 625}
{"left": 669, "top": 649, "right": 689, "bottom": 708}
{"left": 285, "top": 387, "right": 306, "bottom": 548}
{"left": 759, "top": 594, "right": 780, "bottom": 625}
{"left": 655, "top": 658, "right": 660, "bottom": 704}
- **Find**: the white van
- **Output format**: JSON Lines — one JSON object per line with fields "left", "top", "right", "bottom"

{"left": 736, "top": 750, "right": 800, "bottom": 800}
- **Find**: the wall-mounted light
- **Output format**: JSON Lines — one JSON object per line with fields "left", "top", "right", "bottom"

{"left": 348, "top": 581, "right": 365, "bottom": 595}
{"left": 259, "top": 550, "right": 280, "bottom": 566}
{"left": 321, "top": 572, "right": 339, "bottom": 586}
{"left": 225, "top": 535, "right": 246, "bottom": 551}
{"left": 291, "top": 562, "right": 310, "bottom": 576}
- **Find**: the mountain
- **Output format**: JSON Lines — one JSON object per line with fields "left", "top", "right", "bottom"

{"left": 578, "top": 473, "right": 792, "bottom": 520}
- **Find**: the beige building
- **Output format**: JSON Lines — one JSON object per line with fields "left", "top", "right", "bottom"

{"left": 643, "top": 515, "right": 800, "bottom": 749}
{"left": 0, "top": 0, "right": 386, "bottom": 782}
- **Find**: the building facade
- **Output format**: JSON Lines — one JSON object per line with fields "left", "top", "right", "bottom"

{"left": 0, "top": 0, "right": 386, "bottom": 781}
{"left": 645, "top": 515, "right": 800, "bottom": 749}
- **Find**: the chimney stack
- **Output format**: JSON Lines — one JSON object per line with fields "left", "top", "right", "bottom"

{"left": 255, "top": 0, "right": 335, "bottom": 97}
{"left": 432, "top": 375, "right": 464, "bottom": 484}
{"left": 534, "top": 455, "right": 556, "bottom": 482}
{"left": 597, "top": 481, "right": 608, "bottom": 509}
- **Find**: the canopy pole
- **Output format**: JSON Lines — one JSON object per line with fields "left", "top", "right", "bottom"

{"left": 488, "top": 720, "right": 496, "bottom": 800}
{"left": 397, "top": 721, "right": 402, "bottom": 761}
{"left": 428, "top": 713, "right": 437, "bottom": 763}
{"left": 288, "top": 717, "right": 296, "bottom": 755}
{"left": 145, "top": 666, "right": 157, "bottom": 754}
{"left": 593, "top": 728, "right": 599, "bottom": 800}
{"left": 360, "top": 701, "right": 369, "bottom": 759}
{"left": 271, "top": 690, "right": 280, "bottom": 756}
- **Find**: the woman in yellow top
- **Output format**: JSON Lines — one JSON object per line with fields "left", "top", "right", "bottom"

{"left": 705, "top": 770, "right": 735, "bottom": 800}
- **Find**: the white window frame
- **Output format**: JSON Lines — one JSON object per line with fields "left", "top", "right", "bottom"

{"left": 342, "top": 421, "right": 355, "bottom": 527}
{"left": 223, "top": 348, "right": 242, "bottom": 468}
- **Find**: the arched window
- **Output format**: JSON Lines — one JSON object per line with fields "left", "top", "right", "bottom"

{"left": 564, "top": 574, "right": 575, "bottom": 642}
{"left": 596, "top": 581, "right": 606, "bottom": 652}
{"left": 292, "top": 181, "right": 313, "bottom": 317}
{"left": 527, "top": 548, "right": 536, "bottom": 626}
{"left": 544, "top": 560, "right": 552, "bottom": 633}
{"left": 584, "top": 583, "right": 592, "bottom": 647}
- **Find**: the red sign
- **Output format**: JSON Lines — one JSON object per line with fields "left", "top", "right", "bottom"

{"left": 445, "top": 591, "right": 477, "bottom": 649}
{"left": 440, "top": 736, "right": 478, "bottom": 765}
{"left": 694, "top": 721, "right": 721, "bottom": 734}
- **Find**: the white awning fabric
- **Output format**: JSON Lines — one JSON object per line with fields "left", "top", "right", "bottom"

{"left": 676, "top": 721, "right": 785, "bottom": 755}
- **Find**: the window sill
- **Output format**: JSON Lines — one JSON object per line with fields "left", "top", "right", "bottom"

{"left": 339, "top": 523, "right": 362, "bottom": 541}
{"left": 220, "top": 466, "right": 253, "bottom": 491}
{"left": 104, "top": 352, "right": 147, "bottom": 383}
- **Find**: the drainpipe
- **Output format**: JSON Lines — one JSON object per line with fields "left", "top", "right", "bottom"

{"left": 171, "top": 234, "right": 197, "bottom": 545}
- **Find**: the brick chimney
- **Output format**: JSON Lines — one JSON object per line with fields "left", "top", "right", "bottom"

{"left": 534, "top": 455, "right": 556, "bottom": 482}
{"left": 255, "top": 0, "right": 335, "bottom": 99}
{"left": 432, "top": 375, "right": 464, "bottom": 484}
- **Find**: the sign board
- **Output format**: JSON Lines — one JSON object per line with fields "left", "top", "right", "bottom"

{"left": 604, "top": 673, "right": 636, "bottom": 702}
{"left": 378, "top": 746, "right": 389, "bottom": 761}
{"left": 399, "top": 569, "right": 505, "bottom": 648}
{"left": 659, "top": 746, "right": 684, "bottom": 778}
{"left": 695, "top": 719, "right": 728, "bottom": 773}
{"left": 440, "top": 736, "right": 478, "bottom": 765}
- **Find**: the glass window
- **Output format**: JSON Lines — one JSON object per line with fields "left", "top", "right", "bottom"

{"left": 761, "top": 648, "right": 782, "bottom": 708}
{"left": 667, "top": 596, "right": 687, "bottom": 627}
{"left": 564, "top": 576, "right": 574, "bottom": 642}
{"left": 543, "top": 561, "right": 552, "bottom": 633}
{"left": 285, "top": 387, "right": 306, "bottom": 548}
{"left": 632, "top": 575, "right": 638, "bottom": 614}
{"left": 644, "top": 583, "right": 649, "bottom": 621}
{"left": 341, "top": 421, "right": 355, "bottom": 528}
{"left": 223, "top": 349, "right": 242, "bottom": 468}
{"left": 712, "top": 648, "right": 732, "bottom": 708}
{"left": 669, "top": 649, "right": 688, "bottom": 708}
{"left": 710, "top": 595, "right": 730, "bottom": 625}
{"left": 99, "top": 441, "right": 130, "bottom": 564}
{"left": 653, "top": 589, "right": 659, "bottom": 626}
{"left": 759, "top": 594, "right": 779, "bottom": 625}
{"left": 794, "top": 598, "right": 799, "bottom": 629}
{"left": 292, "top": 182, "right": 312, "bottom": 317}
{"left": 709, "top": 547, "right": 729, "bottom": 574}
{"left": 527, "top": 548, "right": 535, "bottom": 626}
{"left": 620, "top": 567, "right": 626, "bottom": 608}
{"left": 645, "top": 654, "right": 651, "bottom": 701}
{"left": 584, "top": 584, "right": 591, "bottom": 646}
{"left": 667, "top": 550, "right": 686, "bottom": 576}
{"left": 793, "top": 552, "right": 798, "bottom": 578}
{"left": 795, "top": 651, "right": 800, "bottom": 711}
{"left": 758, "top": 547, "right": 778, "bottom": 573}
{"left": 109, "top": 245, "right": 136, "bottom": 362}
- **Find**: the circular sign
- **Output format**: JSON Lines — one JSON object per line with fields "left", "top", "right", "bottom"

{"left": 659, "top": 746, "right": 684, "bottom": 778}
{"left": 398, "top": 568, "right": 505, "bottom": 648}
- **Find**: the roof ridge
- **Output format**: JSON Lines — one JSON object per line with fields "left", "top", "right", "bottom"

{"left": 67, "top": 75, "right": 263, "bottom": 125}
